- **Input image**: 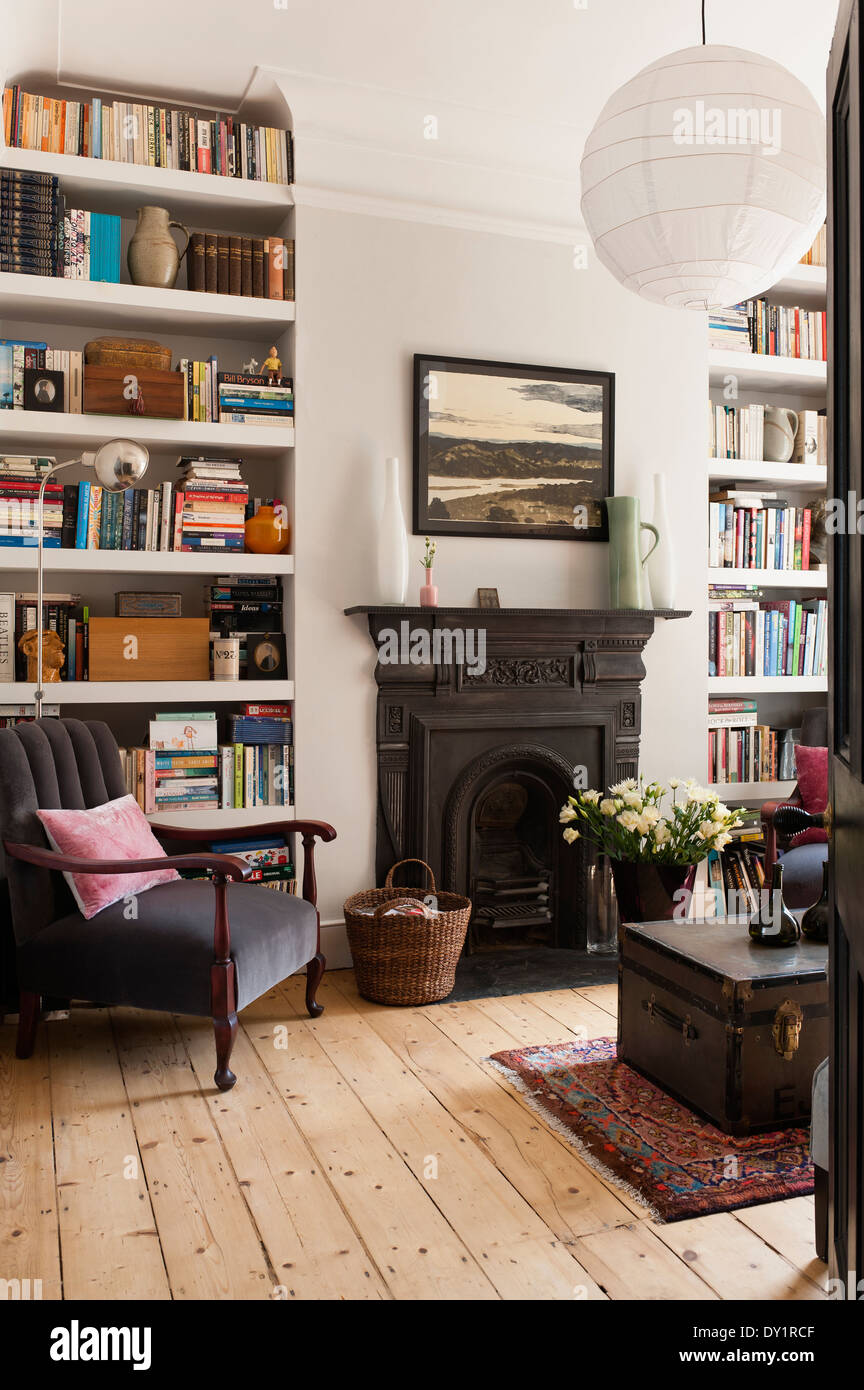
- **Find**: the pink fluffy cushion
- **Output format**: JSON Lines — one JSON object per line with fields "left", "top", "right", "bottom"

{"left": 37, "top": 794, "right": 180, "bottom": 920}
{"left": 789, "top": 744, "right": 828, "bottom": 847}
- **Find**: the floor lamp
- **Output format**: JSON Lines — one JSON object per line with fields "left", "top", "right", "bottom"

{"left": 33, "top": 439, "right": 150, "bottom": 717}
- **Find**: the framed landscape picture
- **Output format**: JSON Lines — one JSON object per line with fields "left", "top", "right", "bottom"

{"left": 413, "top": 354, "right": 614, "bottom": 541}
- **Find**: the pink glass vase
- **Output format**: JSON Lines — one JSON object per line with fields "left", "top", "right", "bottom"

{"left": 419, "top": 567, "right": 438, "bottom": 607}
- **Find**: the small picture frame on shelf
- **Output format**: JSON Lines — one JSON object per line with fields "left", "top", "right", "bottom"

{"left": 245, "top": 632, "right": 287, "bottom": 680}
{"left": 477, "top": 587, "right": 501, "bottom": 609}
{"left": 23, "top": 368, "right": 64, "bottom": 413}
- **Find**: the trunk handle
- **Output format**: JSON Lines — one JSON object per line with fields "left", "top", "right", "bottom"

{"left": 642, "top": 992, "right": 698, "bottom": 1045}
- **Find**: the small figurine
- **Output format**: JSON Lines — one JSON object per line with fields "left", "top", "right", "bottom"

{"left": 241, "top": 355, "right": 259, "bottom": 376}
{"left": 19, "top": 628, "right": 65, "bottom": 683}
{"left": 262, "top": 345, "right": 282, "bottom": 384}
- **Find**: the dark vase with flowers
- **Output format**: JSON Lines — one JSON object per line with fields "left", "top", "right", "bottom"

{"left": 609, "top": 860, "right": 698, "bottom": 924}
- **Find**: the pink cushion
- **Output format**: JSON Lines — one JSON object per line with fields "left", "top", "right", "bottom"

{"left": 789, "top": 744, "right": 828, "bottom": 848}
{"left": 37, "top": 794, "right": 180, "bottom": 920}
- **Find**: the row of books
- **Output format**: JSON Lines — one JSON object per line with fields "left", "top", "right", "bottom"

{"left": 0, "top": 341, "right": 84, "bottom": 411}
{"left": 177, "top": 458, "right": 248, "bottom": 553}
{"left": 179, "top": 838, "right": 297, "bottom": 894}
{"left": 800, "top": 226, "right": 826, "bottom": 267}
{"left": 62, "top": 209, "right": 122, "bottom": 282}
{"left": 127, "top": 708, "right": 295, "bottom": 811}
{"left": 187, "top": 233, "right": 295, "bottom": 301}
{"left": 708, "top": 492, "right": 814, "bottom": 571}
{"left": 0, "top": 592, "right": 85, "bottom": 681}
{"left": 0, "top": 702, "right": 60, "bottom": 728}
{"left": 708, "top": 299, "right": 827, "bottom": 360}
{"left": 708, "top": 594, "right": 828, "bottom": 679}
{"left": 708, "top": 723, "right": 781, "bottom": 786}
{"left": 709, "top": 403, "right": 827, "bottom": 467}
{"left": 706, "top": 841, "right": 766, "bottom": 918}
{"left": 1, "top": 169, "right": 63, "bottom": 276}
{"left": 177, "top": 363, "right": 294, "bottom": 427}
{"left": 3, "top": 86, "right": 294, "bottom": 184}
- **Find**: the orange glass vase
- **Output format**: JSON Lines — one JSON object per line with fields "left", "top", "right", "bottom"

{"left": 245, "top": 504, "right": 291, "bottom": 554}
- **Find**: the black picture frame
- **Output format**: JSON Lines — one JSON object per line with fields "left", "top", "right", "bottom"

{"left": 23, "top": 367, "right": 64, "bottom": 413}
{"left": 245, "top": 631, "right": 287, "bottom": 680}
{"left": 413, "top": 353, "right": 614, "bottom": 541}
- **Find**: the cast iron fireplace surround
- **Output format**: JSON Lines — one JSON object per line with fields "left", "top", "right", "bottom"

{"left": 346, "top": 606, "right": 689, "bottom": 952}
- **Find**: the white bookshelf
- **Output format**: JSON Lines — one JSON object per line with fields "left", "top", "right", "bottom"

{"left": 707, "top": 260, "right": 828, "bottom": 805}
{"left": 709, "top": 779, "right": 796, "bottom": 801}
{"left": 0, "top": 269, "right": 295, "bottom": 338}
{"left": 0, "top": 77, "right": 296, "bottom": 828}
{"left": 707, "top": 567, "right": 827, "bottom": 589}
{"left": 708, "top": 350, "right": 826, "bottom": 396}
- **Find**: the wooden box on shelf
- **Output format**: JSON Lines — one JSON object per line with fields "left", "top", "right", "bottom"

{"left": 88, "top": 618, "right": 210, "bottom": 680}
{"left": 83, "top": 365, "right": 185, "bottom": 420}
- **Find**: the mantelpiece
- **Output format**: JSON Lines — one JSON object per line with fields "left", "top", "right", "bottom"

{"left": 345, "top": 605, "right": 691, "bottom": 947}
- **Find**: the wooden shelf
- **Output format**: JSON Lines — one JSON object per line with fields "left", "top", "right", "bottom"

{"left": 709, "top": 676, "right": 827, "bottom": 694}
{"left": 0, "top": 144, "right": 293, "bottom": 230}
{"left": 708, "top": 458, "right": 827, "bottom": 487}
{"left": 148, "top": 804, "right": 295, "bottom": 831}
{"left": 0, "top": 271, "right": 295, "bottom": 340}
{"left": 707, "top": 568, "right": 827, "bottom": 589}
{"left": 0, "top": 549, "right": 294, "bottom": 575}
{"left": 0, "top": 680, "right": 294, "bottom": 705}
{"left": 0, "top": 409, "right": 294, "bottom": 455}
{"left": 709, "top": 779, "right": 796, "bottom": 802}
{"left": 708, "top": 351, "right": 827, "bottom": 396}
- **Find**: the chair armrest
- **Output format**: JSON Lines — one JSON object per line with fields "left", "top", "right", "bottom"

{"left": 3, "top": 840, "right": 252, "bottom": 882}
{"left": 761, "top": 791, "right": 802, "bottom": 878}
{"left": 151, "top": 819, "right": 337, "bottom": 907}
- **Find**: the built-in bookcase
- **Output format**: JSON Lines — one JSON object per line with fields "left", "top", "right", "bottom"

{"left": 0, "top": 74, "right": 296, "bottom": 829}
{"left": 706, "top": 261, "right": 828, "bottom": 803}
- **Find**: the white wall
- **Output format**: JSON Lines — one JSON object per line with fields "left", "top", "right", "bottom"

{"left": 294, "top": 204, "right": 708, "bottom": 949}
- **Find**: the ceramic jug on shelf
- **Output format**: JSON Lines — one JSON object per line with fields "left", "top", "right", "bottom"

{"left": 763, "top": 406, "right": 799, "bottom": 463}
{"left": 605, "top": 495, "right": 659, "bottom": 609}
{"left": 127, "top": 206, "right": 190, "bottom": 289}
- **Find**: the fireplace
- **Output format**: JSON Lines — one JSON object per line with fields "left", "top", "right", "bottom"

{"left": 346, "top": 605, "right": 689, "bottom": 953}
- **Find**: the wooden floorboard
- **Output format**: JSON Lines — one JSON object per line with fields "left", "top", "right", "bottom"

{"left": 0, "top": 966, "right": 826, "bottom": 1301}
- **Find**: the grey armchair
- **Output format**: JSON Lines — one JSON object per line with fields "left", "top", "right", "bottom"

{"left": 0, "top": 717, "right": 336, "bottom": 1090}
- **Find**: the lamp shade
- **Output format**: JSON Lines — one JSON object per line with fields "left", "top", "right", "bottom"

{"left": 580, "top": 45, "right": 826, "bottom": 310}
{"left": 88, "top": 439, "right": 150, "bottom": 491}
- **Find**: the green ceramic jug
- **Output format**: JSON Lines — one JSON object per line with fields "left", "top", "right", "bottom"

{"left": 605, "top": 496, "right": 659, "bottom": 609}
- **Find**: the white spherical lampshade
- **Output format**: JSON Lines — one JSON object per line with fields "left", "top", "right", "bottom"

{"left": 580, "top": 45, "right": 826, "bottom": 310}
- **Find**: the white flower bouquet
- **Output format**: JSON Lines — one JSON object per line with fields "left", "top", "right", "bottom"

{"left": 560, "top": 777, "right": 743, "bottom": 866}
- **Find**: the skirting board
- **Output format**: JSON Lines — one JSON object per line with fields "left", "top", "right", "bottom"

{"left": 319, "top": 919, "right": 351, "bottom": 970}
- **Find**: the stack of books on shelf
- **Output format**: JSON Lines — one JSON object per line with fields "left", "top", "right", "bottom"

{"left": 121, "top": 704, "right": 294, "bottom": 812}
{"left": 706, "top": 827, "right": 766, "bottom": 918}
{"left": 207, "top": 576, "right": 282, "bottom": 676}
{"left": 217, "top": 372, "right": 294, "bottom": 427}
{"left": 62, "top": 209, "right": 121, "bottom": 282}
{"left": 0, "top": 341, "right": 83, "bottom": 412}
{"left": 0, "top": 701, "right": 60, "bottom": 728}
{"left": 709, "top": 402, "right": 765, "bottom": 461}
{"left": 708, "top": 585, "right": 828, "bottom": 678}
{"left": 710, "top": 299, "right": 826, "bottom": 360}
{"left": 187, "top": 234, "right": 294, "bottom": 300}
{"left": 181, "top": 837, "right": 297, "bottom": 894}
{"left": 3, "top": 86, "right": 294, "bottom": 184}
{"left": 0, "top": 455, "right": 59, "bottom": 547}
{"left": 708, "top": 490, "right": 815, "bottom": 570}
{"left": 800, "top": 226, "right": 827, "bottom": 266}
{"left": 178, "top": 457, "right": 248, "bottom": 553}
{"left": 0, "top": 592, "right": 85, "bottom": 681}
{"left": 1, "top": 169, "right": 63, "bottom": 277}
{"left": 708, "top": 697, "right": 779, "bottom": 785}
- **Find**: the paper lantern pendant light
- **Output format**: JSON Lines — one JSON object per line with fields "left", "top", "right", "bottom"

{"left": 580, "top": 45, "right": 826, "bottom": 310}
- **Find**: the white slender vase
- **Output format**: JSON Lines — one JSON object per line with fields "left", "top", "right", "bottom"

{"left": 377, "top": 456, "right": 409, "bottom": 604}
{"left": 645, "top": 472, "right": 675, "bottom": 610}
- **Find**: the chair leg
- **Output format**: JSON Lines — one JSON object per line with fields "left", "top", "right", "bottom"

{"left": 305, "top": 952, "right": 326, "bottom": 1018}
{"left": 213, "top": 1013, "right": 238, "bottom": 1091}
{"left": 16, "top": 991, "right": 40, "bottom": 1059}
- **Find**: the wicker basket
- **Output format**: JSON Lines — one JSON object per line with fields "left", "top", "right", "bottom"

{"left": 344, "top": 859, "right": 471, "bottom": 1006}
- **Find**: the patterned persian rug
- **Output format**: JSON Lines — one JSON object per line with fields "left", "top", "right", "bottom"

{"left": 489, "top": 1037, "right": 813, "bottom": 1222}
